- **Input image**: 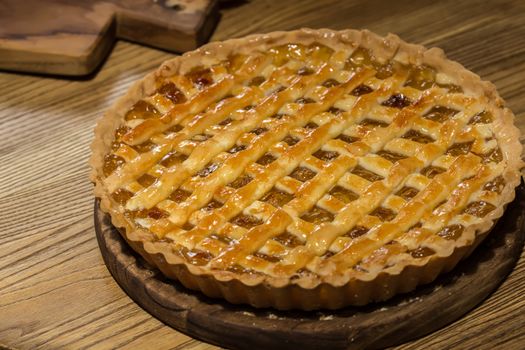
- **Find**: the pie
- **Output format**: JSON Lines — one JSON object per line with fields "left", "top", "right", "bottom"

{"left": 90, "top": 28, "right": 523, "bottom": 310}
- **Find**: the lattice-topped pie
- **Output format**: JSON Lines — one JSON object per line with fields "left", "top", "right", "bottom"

{"left": 91, "top": 29, "right": 522, "bottom": 310}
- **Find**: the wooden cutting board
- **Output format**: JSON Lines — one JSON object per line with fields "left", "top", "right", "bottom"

{"left": 0, "top": 0, "right": 219, "bottom": 76}
{"left": 94, "top": 185, "right": 525, "bottom": 350}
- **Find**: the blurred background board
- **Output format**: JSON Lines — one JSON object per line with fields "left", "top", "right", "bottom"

{"left": 0, "top": 0, "right": 219, "bottom": 76}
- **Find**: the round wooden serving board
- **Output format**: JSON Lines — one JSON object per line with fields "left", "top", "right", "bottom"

{"left": 94, "top": 183, "right": 525, "bottom": 350}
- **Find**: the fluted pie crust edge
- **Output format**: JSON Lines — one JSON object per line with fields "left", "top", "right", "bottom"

{"left": 90, "top": 28, "right": 523, "bottom": 310}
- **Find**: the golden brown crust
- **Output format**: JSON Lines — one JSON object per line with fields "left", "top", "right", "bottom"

{"left": 90, "top": 28, "right": 523, "bottom": 310}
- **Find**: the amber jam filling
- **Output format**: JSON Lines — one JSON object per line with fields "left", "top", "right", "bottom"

{"left": 126, "top": 207, "right": 168, "bottom": 220}
{"left": 463, "top": 201, "right": 496, "bottom": 218}
{"left": 261, "top": 188, "right": 294, "bottom": 207}
{"left": 468, "top": 111, "right": 493, "bottom": 124}
{"left": 479, "top": 147, "right": 503, "bottom": 164}
{"left": 329, "top": 185, "right": 359, "bottom": 203}
{"left": 203, "top": 199, "right": 223, "bottom": 211}
{"left": 405, "top": 65, "right": 436, "bottom": 90}
{"left": 111, "top": 126, "right": 130, "bottom": 151}
{"left": 402, "top": 130, "right": 434, "bottom": 144}
{"left": 344, "top": 225, "right": 369, "bottom": 238}
{"left": 231, "top": 214, "right": 263, "bottom": 229}
{"left": 424, "top": 106, "right": 458, "bottom": 122}
{"left": 169, "top": 188, "right": 191, "bottom": 202}
{"left": 351, "top": 165, "right": 383, "bottom": 182}
{"left": 370, "top": 206, "right": 396, "bottom": 222}
{"left": 409, "top": 247, "right": 435, "bottom": 258}
{"left": 344, "top": 48, "right": 462, "bottom": 93}
{"left": 112, "top": 189, "right": 134, "bottom": 205}
{"left": 313, "top": 150, "right": 339, "bottom": 161}
{"left": 376, "top": 150, "right": 407, "bottom": 163}
{"left": 359, "top": 118, "right": 389, "bottom": 128}
{"left": 446, "top": 141, "right": 473, "bottom": 156}
{"left": 269, "top": 43, "right": 334, "bottom": 67}
{"left": 301, "top": 206, "right": 334, "bottom": 224}
{"left": 158, "top": 82, "right": 186, "bottom": 103}
{"left": 484, "top": 176, "right": 505, "bottom": 194}
{"left": 351, "top": 84, "right": 374, "bottom": 96}
{"left": 257, "top": 153, "right": 277, "bottom": 165}
{"left": 186, "top": 67, "right": 214, "bottom": 89}
{"left": 304, "top": 122, "right": 319, "bottom": 129}
{"left": 229, "top": 174, "right": 253, "bottom": 189}
{"left": 290, "top": 166, "right": 316, "bottom": 182}
{"left": 197, "top": 163, "right": 219, "bottom": 177}
{"left": 160, "top": 152, "right": 188, "bottom": 167}
{"left": 345, "top": 47, "right": 397, "bottom": 79}
{"left": 396, "top": 186, "right": 419, "bottom": 200}
{"left": 177, "top": 246, "right": 213, "bottom": 266}
{"left": 321, "top": 79, "right": 340, "bottom": 88}
{"left": 337, "top": 134, "right": 358, "bottom": 144}
{"left": 381, "top": 94, "right": 412, "bottom": 109}
{"left": 210, "top": 233, "right": 234, "bottom": 245}
{"left": 253, "top": 252, "right": 281, "bottom": 263}
{"left": 273, "top": 232, "right": 303, "bottom": 248}
{"left": 103, "top": 154, "right": 125, "bottom": 177}
{"left": 437, "top": 224, "right": 464, "bottom": 240}
{"left": 421, "top": 165, "right": 446, "bottom": 178}
{"left": 125, "top": 100, "right": 160, "bottom": 120}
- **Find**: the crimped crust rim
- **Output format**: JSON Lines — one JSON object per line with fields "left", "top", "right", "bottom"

{"left": 90, "top": 28, "right": 523, "bottom": 308}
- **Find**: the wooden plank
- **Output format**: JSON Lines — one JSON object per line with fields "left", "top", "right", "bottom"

{"left": 1, "top": 0, "right": 525, "bottom": 349}
{"left": 0, "top": 0, "right": 219, "bottom": 76}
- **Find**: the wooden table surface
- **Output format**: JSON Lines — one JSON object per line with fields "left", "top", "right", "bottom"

{"left": 1, "top": 0, "right": 525, "bottom": 349}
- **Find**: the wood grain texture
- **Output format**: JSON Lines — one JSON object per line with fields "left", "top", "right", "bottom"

{"left": 94, "top": 192, "right": 525, "bottom": 350}
{"left": 0, "top": 0, "right": 219, "bottom": 76}
{"left": 1, "top": 0, "right": 525, "bottom": 349}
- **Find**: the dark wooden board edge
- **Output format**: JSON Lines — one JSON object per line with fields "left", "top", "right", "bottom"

{"left": 94, "top": 183, "right": 525, "bottom": 350}
{"left": 116, "top": 0, "right": 221, "bottom": 53}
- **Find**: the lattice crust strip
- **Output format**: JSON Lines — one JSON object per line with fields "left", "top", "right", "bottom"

{"left": 91, "top": 29, "right": 523, "bottom": 308}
